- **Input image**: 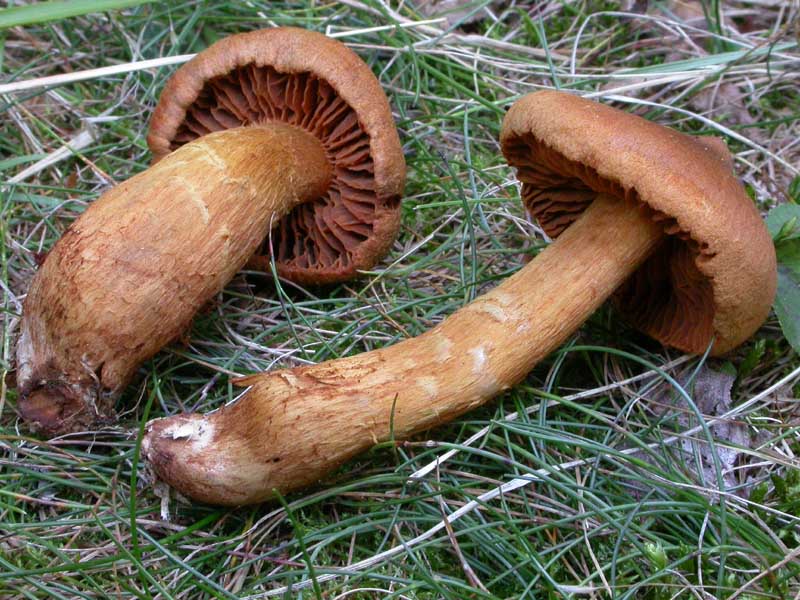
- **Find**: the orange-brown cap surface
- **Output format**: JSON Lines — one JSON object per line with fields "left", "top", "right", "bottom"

{"left": 500, "top": 90, "right": 776, "bottom": 355}
{"left": 148, "top": 27, "right": 405, "bottom": 285}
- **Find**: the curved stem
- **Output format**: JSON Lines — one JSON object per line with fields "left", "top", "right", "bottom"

{"left": 18, "top": 123, "right": 331, "bottom": 434}
{"left": 144, "top": 194, "right": 664, "bottom": 505}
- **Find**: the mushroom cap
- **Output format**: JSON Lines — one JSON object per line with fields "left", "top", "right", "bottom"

{"left": 148, "top": 27, "right": 405, "bottom": 285}
{"left": 500, "top": 90, "right": 776, "bottom": 355}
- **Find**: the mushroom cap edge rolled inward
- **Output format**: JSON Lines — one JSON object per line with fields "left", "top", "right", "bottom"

{"left": 16, "top": 27, "right": 406, "bottom": 436}
{"left": 142, "top": 90, "right": 777, "bottom": 506}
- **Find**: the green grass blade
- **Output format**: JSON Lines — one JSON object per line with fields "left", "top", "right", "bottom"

{"left": 0, "top": 0, "right": 155, "bottom": 29}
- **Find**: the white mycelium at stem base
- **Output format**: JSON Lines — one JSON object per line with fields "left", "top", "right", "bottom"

{"left": 143, "top": 193, "right": 664, "bottom": 506}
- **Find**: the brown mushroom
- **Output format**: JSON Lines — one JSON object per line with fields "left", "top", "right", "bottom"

{"left": 148, "top": 27, "right": 404, "bottom": 285}
{"left": 142, "top": 90, "right": 776, "bottom": 506}
{"left": 16, "top": 27, "right": 405, "bottom": 436}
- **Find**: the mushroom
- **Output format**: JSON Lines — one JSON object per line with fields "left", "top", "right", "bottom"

{"left": 147, "top": 28, "right": 405, "bottom": 285}
{"left": 142, "top": 90, "right": 776, "bottom": 506}
{"left": 16, "top": 27, "right": 405, "bottom": 435}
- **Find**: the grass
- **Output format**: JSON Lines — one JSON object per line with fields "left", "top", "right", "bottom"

{"left": 1, "top": 0, "right": 800, "bottom": 598}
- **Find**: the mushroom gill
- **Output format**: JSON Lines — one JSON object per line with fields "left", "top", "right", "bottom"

{"left": 169, "top": 64, "right": 384, "bottom": 279}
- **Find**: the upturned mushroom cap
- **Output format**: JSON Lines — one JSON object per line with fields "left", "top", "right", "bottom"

{"left": 148, "top": 27, "right": 405, "bottom": 285}
{"left": 500, "top": 90, "right": 777, "bottom": 355}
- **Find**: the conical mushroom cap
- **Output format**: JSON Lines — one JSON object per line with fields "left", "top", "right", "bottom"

{"left": 148, "top": 27, "right": 405, "bottom": 285}
{"left": 501, "top": 90, "right": 776, "bottom": 355}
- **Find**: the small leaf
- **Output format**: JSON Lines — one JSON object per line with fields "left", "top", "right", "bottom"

{"left": 775, "top": 240, "right": 800, "bottom": 280}
{"left": 774, "top": 238, "right": 800, "bottom": 353}
{"left": 767, "top": 203, "right": 800, "bottom": 241}
{"left": 775, "top": 267, "right": 800, "bottom": 352}
{"left": 777, "top": 217, "right": 798, "bottom": 243}
{"left": 644, "top": 541, "right": 668, "bottom": 571}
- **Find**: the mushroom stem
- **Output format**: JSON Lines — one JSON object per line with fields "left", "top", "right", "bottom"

{"left": 143, "top": 193, "right": 665, "bottom": 506}
{"left": 18, "top": 123, "right": 331, "bottom": 435}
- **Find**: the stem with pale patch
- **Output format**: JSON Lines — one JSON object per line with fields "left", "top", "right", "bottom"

{"left": 18, "top": 123, "right": 331, "bottom": 435}
{"left": 143, "top": 194, "right": 665, "bottom": 506}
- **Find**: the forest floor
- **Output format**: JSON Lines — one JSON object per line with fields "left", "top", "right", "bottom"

{"left": 1, "top": 1, "right": 799, "bottom": 598}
